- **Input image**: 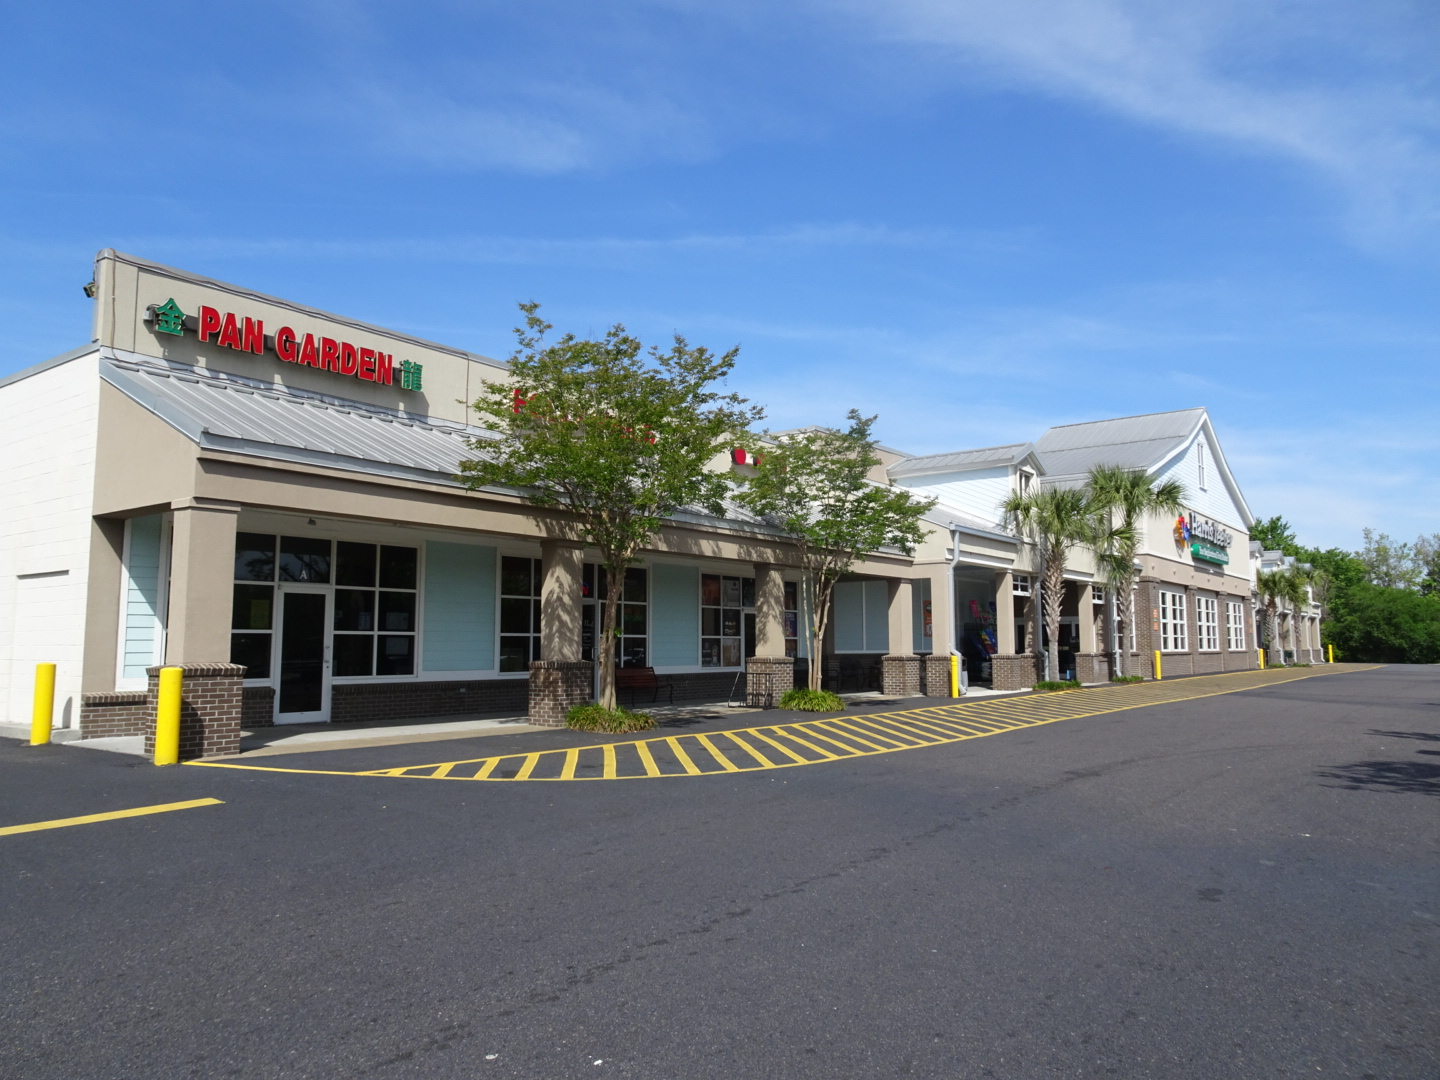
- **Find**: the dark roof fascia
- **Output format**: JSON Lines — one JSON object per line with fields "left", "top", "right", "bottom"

{"left": 0, "top": 344, "right": 99, "bottom": 392}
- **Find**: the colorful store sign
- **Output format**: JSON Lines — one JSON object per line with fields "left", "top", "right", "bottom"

{"left": 1177, "top": 512, "right": 1232, "bottom": 565}
{"left": 144, "top": 298, "right": 422, "bottom": 391}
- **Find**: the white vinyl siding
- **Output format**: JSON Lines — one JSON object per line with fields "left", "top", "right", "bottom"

{"left": 1196, "top": 595, "right": 1219, "bottom": 652}
{"left": 0, "top": 352, "right": 100, "bottom": 726}
{"left": 421, "top": 542, "right": 496, "bottom": 672}
{"left": 1159, "top": 590, "right": 1188, "bottom": 652}
{"left": 892, "top": 465, "right": 1010, "bottom": 526}
{"left": 1153, "top": 435, "right": 1243, "bottom": 534}
{"left": 1226, "top": 600, "right": 1246, "bottom": 651}
{"left": 120, "top": 514, "right": 167, "bottom": 681}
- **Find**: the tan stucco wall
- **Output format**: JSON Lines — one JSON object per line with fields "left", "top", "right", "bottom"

{"left": 93, "top": 251, "right": 506, "bottom": 425}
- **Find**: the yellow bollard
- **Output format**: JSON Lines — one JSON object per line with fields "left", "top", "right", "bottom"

{"left": 949, "top": 653, "right": 959, "bottom": 698}
{"left": 29, "top": 663, "right": 56, "bottom": 746}
{"left": 1258, "top": 648, "right": 1265, "bottom": 669}
{"left": 1153, "top": 650, "right": 1162, "bottom": 680}
{"left": 1327, "top": 643, "right": 1334, "bottom": 664}
{"left": 154, "top": 667, "right": 183, "bottom": 766}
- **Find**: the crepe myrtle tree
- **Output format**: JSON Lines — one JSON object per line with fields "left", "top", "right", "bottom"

{"left": 459, "top": 303, "right": 763, "bottom": 712}
{"left": 1085, "top": 465, "right": 1186, "bottom": 678}
{"left": 1001, "top": 485, "right": 1107, "bottom": 683}
{"left": 734, "top": 411, "right": 934, "bottom": 692}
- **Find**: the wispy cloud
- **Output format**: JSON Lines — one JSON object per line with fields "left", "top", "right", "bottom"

{"left": 832, "top": 0, "right": 1440, "bottom": 242}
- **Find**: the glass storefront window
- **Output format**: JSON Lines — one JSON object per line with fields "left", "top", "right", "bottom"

{"left": 702, "top": 573, "right": 746, "bottom": 668}
{"left": 333, "top": 542, "right": 418, "bottom": 676}
{"left": 500, "top": 556, "right": 541, "bottom": 673}
{"left": 279, "top": 536, "right": 331, "bottom": 583}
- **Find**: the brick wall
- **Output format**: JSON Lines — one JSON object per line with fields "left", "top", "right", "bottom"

{"left": 528, "top": 661, "right": 591, "bottom": 727}
{"left": 79, "top": 691, "right": 148, "bottom": 738}
{"left": 142, "top": 663, "right": 245, "bottom": 760}
{"left": 242, "top": 686, "right": 275, "bottom": 727}
{"left": 881, "top": 655, "right": 921, "bottom": 697}
{"left": 330, "top": 678, "right": 529, "bottom": 724}
{"left": 921, "top": 655, "right": 952, "bottom": 698}
{"left": 745, "top": 657, "right": 794, "bottom": 708}
{"left": 992, "top": 653, "right": 1038, "bottom": 691}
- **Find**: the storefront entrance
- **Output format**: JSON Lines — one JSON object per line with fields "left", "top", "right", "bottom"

{"left": 277, "top": 587, "right": 331, "bottom": 724}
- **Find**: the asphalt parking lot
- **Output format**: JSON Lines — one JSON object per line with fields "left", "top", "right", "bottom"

{"left": 2, "top": 664, "right": 1436, "bottom": 1079}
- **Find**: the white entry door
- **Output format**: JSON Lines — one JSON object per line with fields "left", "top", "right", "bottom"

{"left": 276, "top": 586, "right": 331, "bottom": 724}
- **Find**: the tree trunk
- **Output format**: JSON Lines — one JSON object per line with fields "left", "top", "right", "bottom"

{"left": 808, "top": 576, "right": 834, "bottom": 692}
{"left": 1043, "top": 555, "right": 1065, "bottom": 682}
{"left": 597, "top": 563, "right": 624, "bottom": 711}
{"left": 1265, "top": 604, "right": 1282, "bottom": 668}
{"left": 1114, "top": 577, "right": 1134, "bottom": 679}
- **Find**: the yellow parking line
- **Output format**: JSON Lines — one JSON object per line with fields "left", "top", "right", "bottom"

{"left": 603, "top": 744, "right": 618, "bottom": 779}
{"left": 724, "top": 731, "right": 776, "bottom": 768}
{"left": 793, "top": 723, "right": 868, "bottom": 756}
{"left": 475, "top": 757, "right": 500, "bottom": 780}
{"left": 0, "top": 798, "right": 223, "bottom": 837}
{"left": 748, "top": 728, "right": 812, "bottom": 764}
{"left": 514, "top": 753, "right": 541, "bottom": 781}
{"left": 666, "top": 736, "right": 702, "bottom": 775}
{"left": 694, "top": 733, "right": 740, "bottom": 772}
{"left": 431, "top": 761, "right": 458, "bottom": 779}
{"left": 766, "top": 726, "right": 840, "bottom": 760}
{"left": 560, "top": 748, "right": 580, "bottom": 780}
{"left": 636, "top": 740, "right": 662, "bottom": 777}
{"left": 815, "top": 720, "right": 895, "bottom": 751}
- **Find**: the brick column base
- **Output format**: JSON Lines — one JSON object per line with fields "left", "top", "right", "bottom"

{"left": 143, "top": 663, "right": 246, "bottom": 760}
{"left": 921, "top": 655, "right": 953, "bottom": 698}
{"left": 991, "top": 653, "right": 1038, "bottom": 691}
{"left": 528, "top": 660, "right": 593, "bottom": 727}
{"left": 1074, "top": 652, "right": 1110, "bottom": 684}
{"left": 80, "top": 691, "right": 149, "bottom": 739}
{"left": 881, "top": 655, "right": 921, "bottom": 697}
{"left": 746, "top": 656, "right": 794, "bottom": 708}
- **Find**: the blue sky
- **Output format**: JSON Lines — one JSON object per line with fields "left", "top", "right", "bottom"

{"left": 2, "top": 0, "right": 1437, "bottom": 550}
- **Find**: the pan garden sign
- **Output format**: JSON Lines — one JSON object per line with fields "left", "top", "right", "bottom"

{"left": 143, "top": 297, "right": 422, "bottom": 392}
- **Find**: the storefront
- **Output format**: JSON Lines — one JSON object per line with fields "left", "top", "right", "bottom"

{"left": 0, "top": 250, "right": 1267, "bottom": 754}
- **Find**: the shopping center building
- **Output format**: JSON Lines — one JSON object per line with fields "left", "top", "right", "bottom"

{"left": 0, "top": 252, "right": 1266, "bottom": 756}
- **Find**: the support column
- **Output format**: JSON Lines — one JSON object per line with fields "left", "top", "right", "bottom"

{"left": 920, "top": 565, "right": 955, "bottom": 696}
{"left": 747, "top": 563, "right": 793, "bottom": 707}
{"left": 152, "top": 502, "right": 244, "bottom": 758}
{"left": 882, "top": 579, "right": 920, "bottom": 697}
{"left": 1075, "top": 581, "right": 1102, "bottom": 683}
{"left": 531, "top": 539, "right": 590, "bottom": 726}
{"left": 165, "top": 501, "right": 240, "bottom": 665}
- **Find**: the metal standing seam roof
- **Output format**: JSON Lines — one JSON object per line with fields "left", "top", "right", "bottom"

{"left": 98, "top": 355, "right": 788, "bottom": 534}
{"left": 100, "top": 355, "right": 493, "bottom": 486}
{"left": 1031, "top": 408, "right": 1205, "bottom": 479}
{"left": 887, "top": 442, "right": 1038, "bottom": 479}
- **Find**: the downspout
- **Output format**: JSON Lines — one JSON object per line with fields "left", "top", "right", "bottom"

{"left": 947, "top": 525, "right": 967, "bottom": 695}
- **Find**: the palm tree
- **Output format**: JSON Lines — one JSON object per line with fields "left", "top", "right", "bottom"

{"left": 1085, "top": 465, "right": 1186, "bottom": 678}
{"left": 1256, "top": 567, "right": 1309, "bottom": 666}
{"left": 1001, "top": 486, "right": 1101, "bottom": 682}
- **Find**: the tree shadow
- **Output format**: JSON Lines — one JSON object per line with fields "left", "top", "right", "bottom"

{"left": 1316, "top": 759, "right": 1440, "bottom": 796}
{"left": 1367, "top": 729, "right": 1440, "bottom": 742}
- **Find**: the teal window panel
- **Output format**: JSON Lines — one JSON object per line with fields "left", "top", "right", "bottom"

{"left": 864, "top": 580, "right": 890, "bottom": 653}
{"left": 650, "top": 562, "right": 699, "bottom": 667}
{"left": 833, "top": 581, "right": 865, "bottom": 652}
{"left": 422, "top": 542, "right": 496, "bottom": 671}
{"left": 122, "top": 514, "right": 164, "bottom": 679}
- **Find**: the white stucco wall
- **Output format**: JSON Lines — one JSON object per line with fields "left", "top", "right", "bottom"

{"left": 0, "top": 353, "right": 100, "bottom": 727}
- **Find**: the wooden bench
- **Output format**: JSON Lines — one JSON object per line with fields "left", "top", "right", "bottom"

{"left": 615, "top": 666, "right": 674, "bottom": 706}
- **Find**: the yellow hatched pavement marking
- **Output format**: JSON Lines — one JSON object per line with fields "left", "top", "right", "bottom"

{"left": 694, "top": 733, "right": 740, "bottom": 772}
{"left": 185, "top": 665, "right": 1380, "bottom": 782}
{"left": 666, "top": 736, "right": 702, "bottom": 775}
{"left": 635, "top": 740, "right": 663, "bottom": 778}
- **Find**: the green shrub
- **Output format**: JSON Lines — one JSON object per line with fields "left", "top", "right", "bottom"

{"left": 1110, "top": 675, "right": 1144, "bottom": 684}
{"left": 778, "top": 688, "right": 846, "bottom": 712}
{"left": 1033, "top": 679, "right": 1082, "bottom": 691}
{"left": 565, "top": 704, "right": 656, "bottom": 733}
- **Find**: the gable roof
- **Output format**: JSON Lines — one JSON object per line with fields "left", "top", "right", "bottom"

{"left": 888, "top": 442, "right": 1041, "bottom": 479}
{"left": 1032, "top": 408, "right": 1206, "bottom": 480}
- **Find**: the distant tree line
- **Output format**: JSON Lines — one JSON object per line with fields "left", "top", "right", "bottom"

{"left": 1250, "top": 516, "right": 1440, "bottom": 664}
